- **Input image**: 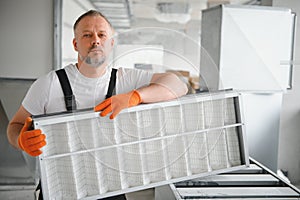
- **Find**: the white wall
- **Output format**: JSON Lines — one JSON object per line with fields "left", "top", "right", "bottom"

{"left": 0, "top": 0, "right": 53, "bottom": 120}
{"left": 0, "top": 0, "right": 54, "bottom": 186}
{"left": 273, "top": 0, "right": 300, "bottom": 184}
{"left": 0, "top": 0, "right": 53, "bottom": 79}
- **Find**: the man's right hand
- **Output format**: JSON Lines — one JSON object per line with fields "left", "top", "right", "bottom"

{"left": 18, "top": 117, "right": 46, "bottom": 157}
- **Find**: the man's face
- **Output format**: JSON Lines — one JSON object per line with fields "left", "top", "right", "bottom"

{"left": 73, "top": 15, "right": 114, "bottom": 67}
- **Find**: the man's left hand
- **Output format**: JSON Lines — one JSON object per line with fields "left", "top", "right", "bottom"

{"left": 94, "top": 90, "right": 142, "bottom": 119}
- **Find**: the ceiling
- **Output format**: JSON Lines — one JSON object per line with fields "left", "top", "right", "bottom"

{"left": 87, "top": 0, "right": 262, "bottom": 31}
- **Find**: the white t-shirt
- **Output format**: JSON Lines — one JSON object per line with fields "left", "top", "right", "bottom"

{"left": 22, "top": 64, "right": 153, "bottom": 115}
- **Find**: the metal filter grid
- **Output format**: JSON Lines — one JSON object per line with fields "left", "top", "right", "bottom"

{"left": 33, "top": 91, "right": 249, "bottom": 200}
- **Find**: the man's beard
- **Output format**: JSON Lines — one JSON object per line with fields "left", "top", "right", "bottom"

{"left": 81, "top": 46, "right": 107, "bottom": 68}
{"left": 84, "top": 54, "right": 106, "bottom": 67}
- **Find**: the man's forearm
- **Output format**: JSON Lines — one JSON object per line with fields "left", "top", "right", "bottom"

{"left": 137, "top": 72, "right": 188, "bottom": 103}
{"left": 7, "top": 105, "right": 32, "bottom": 150}
{"left": 7, "top": 122, "right": 23, "bottom": 149}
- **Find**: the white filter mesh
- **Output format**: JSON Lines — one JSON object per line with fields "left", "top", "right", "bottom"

{"left": 207, "top": 129, "right": 229, "bottom": 170}
{"left": 224, "top": 98, "right": 237, "bottom": 124}
{"left": 183, "top": 102, "right": 205, "bottom": 131}
{"left": 226, "top": 127, "right": 242, "bottom": 166}
{"left": 204, "top": 99, "right": 225, "bottom": 128}
{"left": 82, "top": 152, "right": 100, "bottom": 196}
{"left": 97, "top": 147, "right": 122, "bottom": 192}
{"left": 144, "top": 140, "right": 166, "bottom": 183}
{"left": 36, "top": 93, "right": 247, "bottom": 199}
{"left": 163, "top": 106, "right": 183, "bottom": 135}
{"left": 117, "top": 112, "right": 139, "bottom": 143}
{"left": 97, "top": 117, "right": 117, "bottom": 147}
{"left": 139, "top": 108, "right": 162, "bottom": 139}
{"left": 186, "top": 134, "right": 208, "bottom": 174}
{"left": 165, "top": 136, "right": 187, "bottom": 179}
{"left": 44, "top": 155, "right": 87, "bottom": 199}
{"left": 122, "top": 144, "right": 144, "bottom": 187}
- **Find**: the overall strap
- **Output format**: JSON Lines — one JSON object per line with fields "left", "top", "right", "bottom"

{"left": 106, "top": 68, "right": 118, "bottom": 99}
{"left": 56, "top": 68, "right": 117, "bottom": 111}
{"left": 55, "top": 69, "right": 77, "bottom": 111}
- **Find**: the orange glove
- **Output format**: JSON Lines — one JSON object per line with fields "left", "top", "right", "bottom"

{"left": 94, "top": 90, "right": 142, "bottom": 119}
{"left": 18, "top": 117, "right": 46, "bottom": 157}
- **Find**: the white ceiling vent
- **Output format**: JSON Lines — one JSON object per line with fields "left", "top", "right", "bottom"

{"left": 155, "top": 2, "right": 192, "bottom": 24}
{"left": 89, "top": 0, "right": 132, "bottom": 30}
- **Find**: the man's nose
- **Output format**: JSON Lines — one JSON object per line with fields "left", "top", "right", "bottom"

{"left": 91, "top": 34, "right": 101, "bottom": 45}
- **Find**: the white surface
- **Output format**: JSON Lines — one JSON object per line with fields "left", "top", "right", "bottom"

{"left": 275, "top": 0, "right": 300, "bottom": 185}
{"left": 201, "top": 5, "right": 295, "bottom": 91}
{"left": 177, "top": 187, "right": 299, "bottom": 197}
{"left": 220, "top": 5, "right": 294, "bottom": 91}
{"left": 241, "top": 92, "right": 283, "bottom": 172}
{"left": 112, "top": 44, "right": 164, "bottom": 72}
{"left": 200, "top": 4, "right": 293, "bottom": 173}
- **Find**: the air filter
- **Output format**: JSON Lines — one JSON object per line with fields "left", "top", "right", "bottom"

{"left": 33, "top": 91, "right": 249, "bottom": 199}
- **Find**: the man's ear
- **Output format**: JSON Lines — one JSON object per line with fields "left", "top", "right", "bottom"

{"left": 110, "top": 38, "right": 114, "bottom": 47}
{"left": 73, "top": 38, "right": 78, "bottom": 51}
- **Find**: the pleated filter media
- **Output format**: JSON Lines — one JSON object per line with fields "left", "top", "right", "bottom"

{"left": 33, "top": 91, "right": 249, "bottom": 200}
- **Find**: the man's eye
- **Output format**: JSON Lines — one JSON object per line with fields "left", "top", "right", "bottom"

{"left": 99, "top": 34, "right": 106, "bottom": 38}
{"left": 83, "top": 34, "right": 91, "bottom": 37}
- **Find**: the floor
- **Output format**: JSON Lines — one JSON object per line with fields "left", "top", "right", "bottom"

{"left": 1, "top": 184, "right": 300, "bottom": 200}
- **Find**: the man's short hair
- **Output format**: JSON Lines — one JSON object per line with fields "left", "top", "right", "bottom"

{"left": 73, "top": 10, "right": 113, "bottom": 33}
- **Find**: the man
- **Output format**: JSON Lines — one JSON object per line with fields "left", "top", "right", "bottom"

{"left": 7, "top": 10, "right": 187, "bottom": 199}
